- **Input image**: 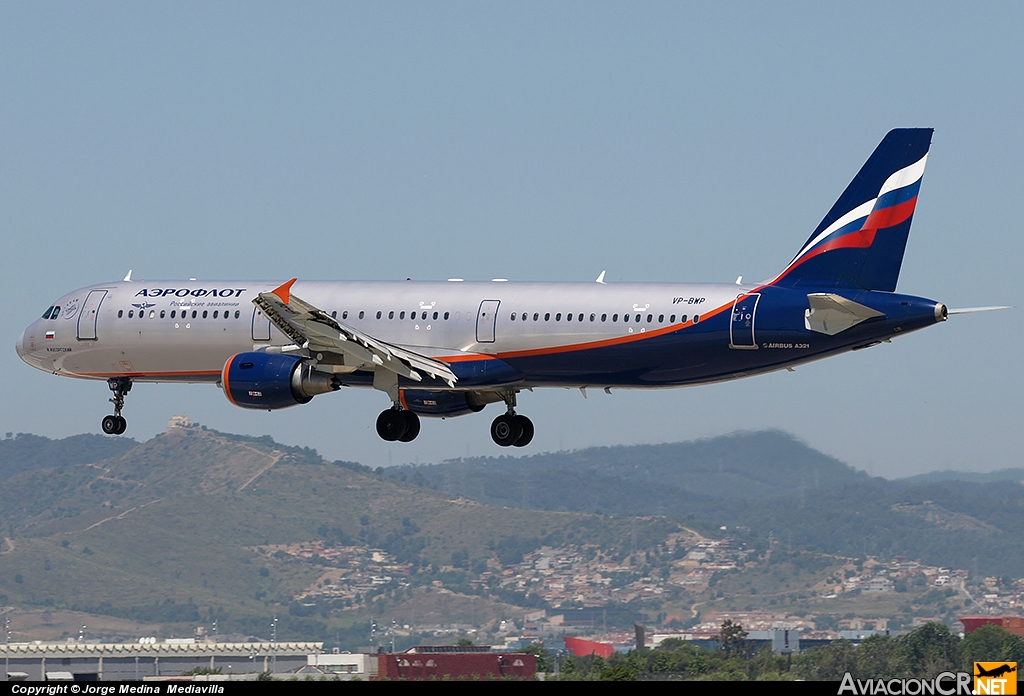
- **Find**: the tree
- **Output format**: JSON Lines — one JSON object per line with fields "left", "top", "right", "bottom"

{"left": 898, "top": 623, "right": 960, "bottom": 678}
{"left": 516, "top": 644, "right": 551, "bottom": 672}
{"left": 961, "top": 625, "right": 1024, "bottom": 669}
{"left": 856, "top": 634, "right": 907, "bottom": 679}
{"left": 717, "top": 619, "right": 749, "bottom": 658}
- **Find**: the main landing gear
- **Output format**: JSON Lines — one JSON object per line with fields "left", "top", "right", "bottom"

{"left": 490, "top": 392, "right": 533, "bottom": 448}
{"left": 376, "top": 407, "right": 421, "bottom": 443}
{"left": 101, "top": 377, "right": 132, "bottom": 435}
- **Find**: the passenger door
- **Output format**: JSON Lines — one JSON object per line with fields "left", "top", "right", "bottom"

{"left": 77, "top": 290, "right": 107, "bottom": 341}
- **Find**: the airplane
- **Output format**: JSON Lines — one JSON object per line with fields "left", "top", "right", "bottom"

{"left": 16, "top": 128, "right": 1005, "bottom": 447}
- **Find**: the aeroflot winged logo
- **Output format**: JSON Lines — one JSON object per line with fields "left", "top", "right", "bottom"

{"left": 975, "top": 662, "right": 1018, "bottom": 695}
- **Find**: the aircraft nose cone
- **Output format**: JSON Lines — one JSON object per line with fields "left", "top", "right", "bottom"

{"left": 15, "top": 328, "right": 27, "bottom": 361}
{"left": 15, "top": 325, "right": 44, "bottom": 370}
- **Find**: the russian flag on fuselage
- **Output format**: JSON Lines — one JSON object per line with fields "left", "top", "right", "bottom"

{"left": 773, "top": 128, "right": 933, "bottom": 292}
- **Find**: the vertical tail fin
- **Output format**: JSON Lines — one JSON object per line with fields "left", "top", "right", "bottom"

{"left": 772, "top": 128, "right": 933, "bottom": 292}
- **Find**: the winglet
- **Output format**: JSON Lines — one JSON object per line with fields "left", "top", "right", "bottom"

{"left": 271, "top": 278, "right": 298, "bottom": 304}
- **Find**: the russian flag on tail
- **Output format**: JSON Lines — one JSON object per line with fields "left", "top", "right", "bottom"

{"left": 772, "top": 128, "right": 933, "bottom": 293}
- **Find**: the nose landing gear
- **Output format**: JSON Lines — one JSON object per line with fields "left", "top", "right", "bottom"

{"left": 102, "top": 377, "right": 131, "bottom": 435}
{"left": 490, "top": 391, "right": 533, "bottom": 448}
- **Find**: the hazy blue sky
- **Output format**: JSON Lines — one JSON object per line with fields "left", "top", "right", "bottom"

{"left": 2, "top": 2, "right": 1021, "bottom": 477}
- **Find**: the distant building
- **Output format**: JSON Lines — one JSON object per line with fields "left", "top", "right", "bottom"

{"left": 960, "top": 616, "right": 1024, "bottom": 637}
{"left": 0, "top": 640, "right": 320, "bottom": 681}
{"left": 563, "top": 636, "right": 615, "bottom": 658}
{"left": 375, "top": 646, "right": 536, "bottom": 680}
{"left": 307, "top": 652, "right": 377, "bottom": 680}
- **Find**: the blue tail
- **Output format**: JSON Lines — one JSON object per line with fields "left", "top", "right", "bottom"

{"left": 773, "top": 128, "right": 933, "bottom": 292}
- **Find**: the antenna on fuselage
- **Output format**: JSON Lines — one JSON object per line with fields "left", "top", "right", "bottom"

{"left": 123, "top": 270, "right": 133, "bottom": 282}
{"left": 595, "top": 270, "right": 606, "bottom": 284}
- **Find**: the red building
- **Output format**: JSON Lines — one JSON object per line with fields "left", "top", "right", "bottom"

{"left": 375, "top": 646, "right": 536, "bottom": 680}
{"left": 960, "top": 616, "right": 1024, "bottom": 637}
{"left": 563, "top": 636, "right": 616, "bottom": 658}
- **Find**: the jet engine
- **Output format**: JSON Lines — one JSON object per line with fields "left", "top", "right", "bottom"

{"left": 221, "top": 352, "right": 340, "bottom": 410}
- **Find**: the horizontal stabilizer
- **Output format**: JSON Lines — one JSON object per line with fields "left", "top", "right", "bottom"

{"left": 804, "top": 293, "right": 884, "bottom": 336}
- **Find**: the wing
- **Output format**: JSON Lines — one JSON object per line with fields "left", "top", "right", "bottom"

{"left": 252, "top": 279, "right": 458, "bottom": 386}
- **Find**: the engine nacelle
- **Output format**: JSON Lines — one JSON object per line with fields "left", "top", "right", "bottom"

{"left": 222, "top": 352, "right": 339, "bottom": 410}
{"left": 400, "top": 389, "right": 487, "bottom": 418}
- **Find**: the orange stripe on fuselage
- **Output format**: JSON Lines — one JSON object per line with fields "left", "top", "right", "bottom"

{"left": 434, "top": 298, "right": 735, "bottom": 364}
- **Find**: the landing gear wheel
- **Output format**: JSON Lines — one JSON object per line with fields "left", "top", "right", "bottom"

{"left": 512, "top": 415, "right": 534, "bottom": 447}
{"left": 104, "top": 377, "right": 132, "bottom": 436}
{"left": 398, "top": 411, "right": 421, "bottom": 442}
{"left": 491, "top": 414, "right": 524, "bottom": 447}
{"left": 376, "top": 409, "right": 409, "bottom": 442}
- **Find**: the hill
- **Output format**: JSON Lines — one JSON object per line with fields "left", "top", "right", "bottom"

{"left": 393, "top": 430, "right": 867, "bottom": 505}
{"left": 386, "top": 431, "right": 1024, "bottom": 577}
{"left": 0, "top": 423, "right": 677, "bottom": 643}
{"left": 0, "top": 432, "right": 136, "bottom": 482}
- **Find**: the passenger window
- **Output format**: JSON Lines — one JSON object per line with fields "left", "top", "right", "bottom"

{"left": 359, "top": 311, "right": 365, "bottom": 319}
{"left": 544, "top": 313, "right": 550, "bottom": 321}
{"left": 589, "top": 313, "right": 595, "bottom": 322}
{"left": 601, "top": 313, "right": 607, "bottom": 322}
{"left": 510, "top": 312, "right": 516, "bottom": 321}
{"left": 444, "top": 311, "right": 449, "bottom": 320}
{"left": 681, "top": 314, "right": 687, "bottom": 323}
{"left": 624, "top": 314, "right": 629, "bottom": 323}
{"left": 432, "top": 311, "right": 437, "bottom": 320}
{"left": 192, "top": 310, "right": 197, "bottom": 319}
{"left": 635, "top": 314, "right": 641, "bottom": 322}
{"left": 160, "top": 310, "right": 166, "bottom": 318}
{"left": 235, "top": 310, "right": 240, "bottom": 319}
{"left": 693, "top": 314, "right": 700, "bottom": 323}
{"left": 647, "top": 314, "right": 653, "bottom": 323}
{"left": 150, "top": 310, "right": 156, "bottom": 318}
{"left": 565, "top": 313, "right": 571, "bottom": 322}
{"left": 213, "top": 311, "right": 218, "bottom": 319}
{"left": 389, "top": 311, "right": 394, "bottom": 319}
{"left": 613, "top": 313, "right": 618, "bottom": 322}
{"left": 670, "top": 314, "right": 676, "bottom": 323}
{"left": 118, "top": 310, "right": 124, "bottom": 318}
{"left": 556, "top": 313, "right": 562, "bottom": 321}
{"left": 342, "top": 311, "right": 348, "bottom": 319}
{"left": 533, "top": 313, "right": 539, "bottom": 321}
{"left": 400, "top": 311, "right": 405, "bottom": 319}
{"left": 202, "top": 310, "right": 208, "bottom": 319}
{"left": 377, "top": 311, "right": 382, "bottom": 319}
{"left": 421, "top": 311, "right": 427, "bottom": 320}
{"left": 128, "top": 310, "right": 134, "bottom": 318}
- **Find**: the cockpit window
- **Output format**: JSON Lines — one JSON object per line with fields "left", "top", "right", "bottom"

{"left": 42, "top": 306, "right": 54, "bottom": 319}
{"left": 51, "top": 306, "right": 60, "bottom": 319}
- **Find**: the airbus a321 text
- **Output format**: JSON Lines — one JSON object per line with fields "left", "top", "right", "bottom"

{"left": 17, "top": 129, "right": 1005, "bottom": 447}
